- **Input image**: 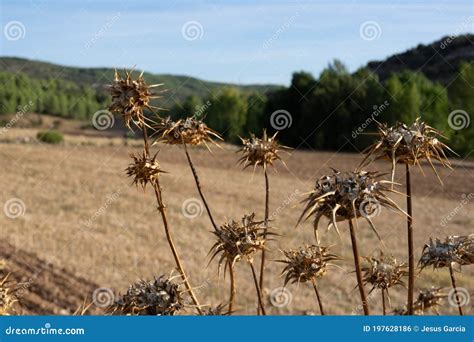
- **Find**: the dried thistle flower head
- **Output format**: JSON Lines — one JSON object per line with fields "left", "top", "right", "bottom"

{"left": 419, "top": 235, "right": 474, "bottom": 270}
{"left": 204, "top": 303, "right": 229, "bottom": 315}
{"left": 278, "top": 245, "right": 340, "bottom": 286}
{"left": 297, "top": 169, "right": 406, "bottom": 242}
{"left": 153, "top": 116, "right": 222, "bottom": 148}
{"left": 413, "top": 287, "right": 447, "bottom": 315}
{"left": 108, "top": 69, "right": 163, "bottom": 129}
{"left": 238, "top": 130, "right": 288, "bottom": 170}
{"left": 209, "top": 213, "right": 269, "bottom": 272}
{"left": 362, "top": 251, "right": 407, "bottom": 291}
{"left": 360, "top": 118, "right": 455, "bottom": 184}
{"left": 108, "top": 275, "right": 185, "bottom": 316}
{"left": 0, "top": 274, "right": 16, "bottom": 316}
{"left": 126, "top": 151, "right": 164, "bottom": 189}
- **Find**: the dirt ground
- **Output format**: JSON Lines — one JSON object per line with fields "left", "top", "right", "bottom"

{"left": 0, "top": 128, "right": 473, "bottom": 315}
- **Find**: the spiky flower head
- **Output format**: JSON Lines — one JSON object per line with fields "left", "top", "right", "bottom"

{"left": 153, "top": 116, "right": 222, "bottom": 148}
{"left": 393, "top": 287, "right": 448, "bottom": 315}
{"left": 362, "top": 251, "right": 407, "bottom": 291}
{"left": 204, "top": 303, "right": 229, "bottom": 316}
{"left": 108, "top": 275, "right": 185, "bottom": 316}
{"left": 0, "top": 274, "right": 16, "bottom": 316}
{"left": 209, "top": 213, "right": 268, "bottom": 272}
{"left": 419, "top": 235, "right": 474, "bottom": 270}
{"left": 297, "top": 169, "right": 407, "bottom": 242}
{"left": 108, "top": 70, "right": 163, "bottom": 129}
{"left": 126, "top": 151, "right": 164, "bottom": 189}
{"left": 278, "top": 245, "right": 340, "bottom": 286}
{"left": 360, "top": 118, "right": 455, "bottom": 184}
{"left": 238, "top": 130, "right": 288, "bottom": 170}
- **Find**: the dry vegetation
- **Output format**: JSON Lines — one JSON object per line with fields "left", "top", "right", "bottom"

{"left": 0, "top": 70, "right": 472, "bottom": 317}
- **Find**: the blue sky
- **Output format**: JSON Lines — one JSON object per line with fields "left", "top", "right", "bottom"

{"left": 1, "top": 0, "right": 473, "bottom": 85}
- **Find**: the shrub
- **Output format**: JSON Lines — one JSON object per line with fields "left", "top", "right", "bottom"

{"left": 36, "top": 130, "right": 64, "bottom": 144}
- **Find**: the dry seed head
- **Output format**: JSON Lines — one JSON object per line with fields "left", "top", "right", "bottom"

{"left": 238, "top": 130, "right": 288, "bottom": 170}
{"left": 297, "top": 169, "right": 406, "bottom": 242}
{"left": 108, "top": 70, "right": 163, "bottom": 129}
{"left": 419, "top": 235, "right": 474, "bottom": 270}
{"left": 392, "top": 287, "right": 447, "bottom": 315}
{"left": 278, "top": 245, "right": 340, "bottom": 285}
{"left": 204, "top": 303, "right": 229, "bottom": 315}
{"left": 209, "top": 213, "right": 269, "bottom": 272}
{"left": 108, "top": 275, "right": 185, "bottom": 316}
{"left": 360, "top": 118, "right": 455, "bottom": 184}
{"left": 0, "top": 274, "right": 16, "bottom": 316}
{"left": 126, "top": 151, "right": 164, "bottom": 189}
{"left": 153, "top": 116, "right": 222, "bottom": 148}
{"left": 362, "top": 251, "right": 407, "bottom": 291}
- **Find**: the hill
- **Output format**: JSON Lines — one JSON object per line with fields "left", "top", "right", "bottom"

{"left": 0, "top": 57, "right": 281, "bottom": 106}
{"left": 367, "top": 34, "right": 474, "bottom": 84}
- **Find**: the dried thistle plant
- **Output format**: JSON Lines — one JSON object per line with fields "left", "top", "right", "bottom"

{"left": 297, "top": 169, "right": 407, "bottom": 315}
{"left": 297, "top": 169, "right": 406, "bottom": 243}
{"left": 419, "top": 235, "right": 474, "bottom": 315}
{"left": 126, "top": 151, "right": 164, "bottom": 189}
{"left": 0, "top": 274, "right": 16, "bottom": 316}
{"left": 153, "top": 116, "right": 222, "bottom": 148}
{"left": 108, "top": 70, "right": 164, "bottom": 129}
{"left": 153, "top": 116, "right": 223, "bottom": 232}
{"left": 238, "top": 130, "right": 287, "bottom": 171}
{"left": 108, "top": 72, "right": 203, "bottom": 315}
{"left": 108, "top": 275, "right": 186, "bottom": 316}
{"left": 204, "top": 303, "right": 229, "bottom": 316}
{"left": 238, "top": 129, "right": 289, "bottom": 314}
{"left": 362, "top": 251, "right": 407, "bottom": 314}
{"left": 209, "top": 213, "right": 270, "bottom": 315}
{"left": 394, "top": 287, "right": 448, "bottom": 315}
{"left": 360, "top": 118, "right": 455, "bottom": 184}
{"left": 278, "top": 245, "right": 340, "bottom": 315}
{"left": 360, "top": 118, "right": 456, "bottom": 315}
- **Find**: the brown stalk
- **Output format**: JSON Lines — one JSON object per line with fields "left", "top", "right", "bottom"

{"left": 249, "top": 260, "right": 267, "bottom": 315}
{"left": 311, "top": 278, "right": 325, "bottom": 315}
{"left": 257, "top": 168, "right": 270, "bottom": 314}
{"left": 449, "top": 263, "right": 464, "bottom": 315}
{"left": 406, "top": 164, "right": 414, "bottom": 315}
{"left": 381, "top": 288, "right": 386, "bottom": 315}
{"left": 143, "top": 125, "right": 203, "bottom": 315}
{"left": 228, "top": 261, "right": 236, "bottom": 315}
{"left": 182, "top": 141, "right": 218, "bottom": 231}
{"left": 348, "top": 218, "right": 369, "bottom": 315}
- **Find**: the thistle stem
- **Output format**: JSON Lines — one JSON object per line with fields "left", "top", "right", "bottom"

{"left": 141, "top": 124, "right": 203, "bottom": 315}
{"left": 311, "top": 278, "right": 325, "bottom": 315}
{"left": 249, "top": 261, "right": 267, "bottom": 315}
{"left": 182, "top": 141, "right": 218, "bottom": 231}
{"left": 257, "top": 168, "right": 270, "bottom": 315}
{"left": 382, "top": 288, "right": 386, "bottom": 315}
{"left": 406, "top": 164, "right": 414, "bottom": 315}
{"left": 348, "top": 219, "right": 369, "bottom": 315}
{"left": 449, "top": 263, "right": 464, "bottom": 315}
{"left": 228, "top": 260, "right": 236, "bottom": 315}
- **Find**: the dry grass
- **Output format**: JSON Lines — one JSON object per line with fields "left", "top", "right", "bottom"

{"left": 0, "top": 129, "right": 473, "bottom": 315}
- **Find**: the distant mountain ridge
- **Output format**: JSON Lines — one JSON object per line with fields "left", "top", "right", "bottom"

{"left": 367, "top": 34, "right": 473, "bottom": 85}
{"left": 0, "top": 56, "right": 281, "bottom": 105}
